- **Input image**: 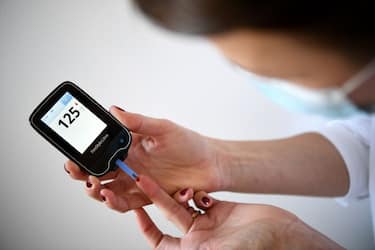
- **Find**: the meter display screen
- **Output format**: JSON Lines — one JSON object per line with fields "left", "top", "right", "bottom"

{"left": 41, "top": 92, "right": 107, "bottom": 154}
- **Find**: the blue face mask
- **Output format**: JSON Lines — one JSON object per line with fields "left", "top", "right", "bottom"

{"left": 236, "top": 60, "right": 375, "bottom": 119}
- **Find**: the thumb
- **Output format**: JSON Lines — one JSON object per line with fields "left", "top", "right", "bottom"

{"left": 110, "top": 106, "right": 169, "bottom": 135}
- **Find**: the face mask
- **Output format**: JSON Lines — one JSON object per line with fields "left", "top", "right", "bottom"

{"left": 236, "top": 59, "right": 375, "bottom": 119}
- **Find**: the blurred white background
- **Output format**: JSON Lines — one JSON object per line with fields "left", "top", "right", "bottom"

{"left": 0, "top": 0, "right": 372, "bottom": 249}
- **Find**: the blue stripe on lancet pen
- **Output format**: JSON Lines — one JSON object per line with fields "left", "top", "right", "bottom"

{"left": 115, "top": 159, "right": 138, "bottom": 180}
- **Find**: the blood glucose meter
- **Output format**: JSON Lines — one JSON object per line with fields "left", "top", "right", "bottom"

{"left": 29, "top": 81, "right": 132, "bottom": 177}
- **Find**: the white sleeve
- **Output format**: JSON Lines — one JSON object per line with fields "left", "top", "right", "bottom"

{"left": 317, "top": 115, "right": 371, "bottom": 206}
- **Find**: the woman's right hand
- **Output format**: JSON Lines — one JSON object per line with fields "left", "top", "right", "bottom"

{"left": 65, "top": 106, "right": 226, "bottom": 212}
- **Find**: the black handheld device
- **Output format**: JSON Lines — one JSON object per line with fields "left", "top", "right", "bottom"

{"left": 29, "top": 81, "right": 132, "bottom": 177}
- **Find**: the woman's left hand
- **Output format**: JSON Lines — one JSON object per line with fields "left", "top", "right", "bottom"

{"left": 132, "top": 175, "right": 343, "bottom": 250}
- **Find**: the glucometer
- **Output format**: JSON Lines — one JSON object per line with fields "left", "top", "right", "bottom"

{"left": 29, "top": 81, "right": 137, "bottom": 178}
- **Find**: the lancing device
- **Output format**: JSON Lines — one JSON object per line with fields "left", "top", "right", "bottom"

{"left": 29, "top": 81, "right": 138, "bottom": 180}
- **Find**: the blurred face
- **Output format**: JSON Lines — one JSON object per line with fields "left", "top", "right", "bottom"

{"left": 210, "top": 30, "right": 362, "bottom": 89}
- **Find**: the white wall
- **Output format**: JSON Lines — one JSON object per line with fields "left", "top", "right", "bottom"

{"left": 0, "top": 0, "right": 372, "bottom": 249}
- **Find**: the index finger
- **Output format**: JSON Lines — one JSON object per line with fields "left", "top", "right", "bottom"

{"left": 135, "top": 175, "right": 193, "bottom": 233}
{"left": 109, "top": 106, "right": 170, "bottom": 136}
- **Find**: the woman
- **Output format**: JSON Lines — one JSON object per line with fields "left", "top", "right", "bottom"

{"left": 65, "top": 1, "right": 374, "bottom": 248}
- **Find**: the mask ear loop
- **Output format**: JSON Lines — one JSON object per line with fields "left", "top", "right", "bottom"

{"left": 341, "top": 58, "right": 375, "bottom": 95}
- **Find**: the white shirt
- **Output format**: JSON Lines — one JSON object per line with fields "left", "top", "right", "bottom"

{"left": 318, "top": 114, "right": 375, "bottom": 234}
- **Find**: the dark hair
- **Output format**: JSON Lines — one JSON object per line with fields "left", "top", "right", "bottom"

{"left": 133, "top": 0, "right": 375, "bottom": 59}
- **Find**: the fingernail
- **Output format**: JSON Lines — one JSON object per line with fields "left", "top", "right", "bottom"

{"left": 86, "top": 181, "right": 92, "bottom": 188}
{"left": 180, "top": 188, "right": 188, "bottom": 196}
{"left": 101, "top": 195, "right": 106, "bottom": 202}
{"left": 114, "top": 105, "right": 125, "bottom": 112}
{"left": 202, "top": 197, "right": 210, "bottom": 206}
{"left": 64, "top": 165, "right": 70, "bottom": 174}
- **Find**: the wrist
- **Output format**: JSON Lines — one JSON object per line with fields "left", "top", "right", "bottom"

{"left": 203, "top": 137, "right": 226, "bottom": 191}
{"left": 278, "top": 219, "right": 344, "bottom": 250}
{"left": 205, "top": 137, "right": 240, "bottom": 192}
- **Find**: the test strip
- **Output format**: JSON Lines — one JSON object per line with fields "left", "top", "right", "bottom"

{"left": 115, "top": 159, "right": 138, "bottom": 180}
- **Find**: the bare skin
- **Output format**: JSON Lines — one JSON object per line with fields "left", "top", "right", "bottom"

{"left": 133, "top": 174, "right": 343, "bottom": 249}
{"left": 64, "top": 29, "right": 375, "bottom": 248}
{"left": 66, "top": 107, "right": 224, "bottom": 211}
{"left": 65, "top": 107, "right": 348, "bottom": 212}
{"left": 65, "top": 30, "right": 375, "bottom": 205}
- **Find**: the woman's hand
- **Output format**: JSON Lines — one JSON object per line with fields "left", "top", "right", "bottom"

{"left": 134, "top": 175, "right": 343, "bottom": 250}
{"left": 65, "top": 106, "right": 225, "bottom": 212}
